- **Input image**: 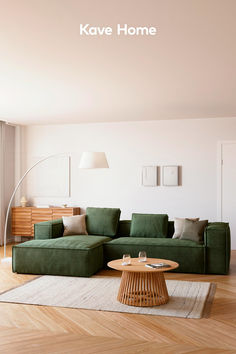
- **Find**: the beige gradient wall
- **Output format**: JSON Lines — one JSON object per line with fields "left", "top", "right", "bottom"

{"left": 1, "top": 0, "right": 236, "bottom": 124}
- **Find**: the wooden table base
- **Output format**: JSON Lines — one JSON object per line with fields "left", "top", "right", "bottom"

{"left": 117, "top": 271, "right": 169, "bottom": 307}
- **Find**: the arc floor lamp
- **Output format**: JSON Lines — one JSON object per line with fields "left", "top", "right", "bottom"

{"left": 2, "top": 151, "right": 109, "bottom": 262}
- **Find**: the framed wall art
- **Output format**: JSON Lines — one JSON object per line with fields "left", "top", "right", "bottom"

{"left": 162, "top": 165, "right": 179, "bottom": 186}
{"left": 142, "top": 166, "right": 158, "bottom": 186}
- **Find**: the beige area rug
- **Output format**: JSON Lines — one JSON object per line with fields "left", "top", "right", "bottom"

{"left": 0, "top": 276, "right": 215, "bottom": 319}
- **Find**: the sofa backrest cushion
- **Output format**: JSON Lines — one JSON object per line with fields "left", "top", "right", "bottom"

{"left": 117, "top": 220, "right": 174, "bottom": 238}
{"left": 86, "top": 207, "right": 121, "bottom": 237}
{"left": 130, "top": 213, "right": 169, "bottom": 238}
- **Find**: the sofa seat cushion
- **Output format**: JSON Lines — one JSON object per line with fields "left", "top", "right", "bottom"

{"left": 104, "top": 237, "right": 205, "bottom": 274}
{"left": 15, "top": 235, "right": 112, "bottom": 250}
{"left": 86, "top": 207, "right": 121, "bottom": 237}
{"left": 130, "top": 213, "right": 168, "bottom": 238}
{"left": 107, "top": 237, "right": 203, "bottom": 248}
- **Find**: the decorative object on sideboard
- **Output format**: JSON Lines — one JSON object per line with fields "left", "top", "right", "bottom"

{"left": 2, "top": 151, "right": 109, "bottom": 262}
{"left": 20, "top": 196, "right": 27, "bottom": 207}
{"left": 142, "top": 166, "right": 158, "bottom": 186}
{"left": 162, "top": 165, "right": 179, "bottom": 186}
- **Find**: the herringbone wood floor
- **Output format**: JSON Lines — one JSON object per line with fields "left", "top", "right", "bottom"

{"left": 0, "top": 245, "right": 235, "bottom": 354}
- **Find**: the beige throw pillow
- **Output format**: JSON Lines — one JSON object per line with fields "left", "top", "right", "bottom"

{"left": 63, "top": 214, "right": 88, "bottom": 236}
{"left": 172, "top": 217, "right": 199, "bottom": 239}
{"left": 180, "top": 219, "right": 208, "bottom": 243}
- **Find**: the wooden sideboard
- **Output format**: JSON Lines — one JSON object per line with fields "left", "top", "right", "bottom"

{"left": 12, "top": 207, "right": 80, "bottom": 238}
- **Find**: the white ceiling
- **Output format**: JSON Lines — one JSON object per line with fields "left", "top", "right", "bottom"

{"left": 0, "top": 0, "right": 236, "bottom": 125}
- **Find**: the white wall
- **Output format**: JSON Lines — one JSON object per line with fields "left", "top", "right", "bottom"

{"left": 20, "top": 117, "right": 236, "bottom": 230}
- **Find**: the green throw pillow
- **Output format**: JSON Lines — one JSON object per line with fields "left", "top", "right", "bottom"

{"left": 86, "top": 207, "right": 121, "bottom": 237}
{"left": 180, "top": 219, "right": 208, "bottom": 243}
{"left": 130, "top": 213, "right": 168, "bottom": 238}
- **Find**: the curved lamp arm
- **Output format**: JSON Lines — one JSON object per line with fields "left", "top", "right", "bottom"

{"left": 3, "top": 153, "right": 67, "bottom": 258}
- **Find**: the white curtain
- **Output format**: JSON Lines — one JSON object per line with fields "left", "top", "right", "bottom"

{"left": 0, "top": 121, "right": 6, "bottom": 245}
{"left": 0, "top": 121, "right": 16, "bottom": 246}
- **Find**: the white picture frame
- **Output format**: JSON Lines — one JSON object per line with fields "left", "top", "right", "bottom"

{"left": 142, "top": 166, "right": 158, "bottom": 186}
{"left": 162, "top": 165, "right": 179, "bottom": 186}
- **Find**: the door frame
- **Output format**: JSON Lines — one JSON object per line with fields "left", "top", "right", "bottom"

{"left": 217, "top": 140, "right": 236, "bottom": 221}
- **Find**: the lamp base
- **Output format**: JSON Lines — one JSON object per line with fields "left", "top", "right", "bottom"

{"left": 1, "top": 257, "right": 12, "bottom": 264}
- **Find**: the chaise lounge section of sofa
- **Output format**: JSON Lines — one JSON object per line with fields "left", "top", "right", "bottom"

{"left": 12, "top": 207, "right": 231, "bottom": 276}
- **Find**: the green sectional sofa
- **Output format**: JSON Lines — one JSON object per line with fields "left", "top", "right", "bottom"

{"left": 12, "top": 207, "right": 231, "bottom": 277}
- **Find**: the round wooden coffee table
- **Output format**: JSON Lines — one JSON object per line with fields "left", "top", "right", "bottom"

{"left": 108, "top": 258, "right": 179, "bottom": 307}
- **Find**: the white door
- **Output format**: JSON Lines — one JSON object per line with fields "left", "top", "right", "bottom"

{"left": 222, "top": 142, "right": 236, "bottom": 250}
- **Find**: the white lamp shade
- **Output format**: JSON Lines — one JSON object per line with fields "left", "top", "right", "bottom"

{"left": 79, "top": 152, "right": 109, "bottom": 169}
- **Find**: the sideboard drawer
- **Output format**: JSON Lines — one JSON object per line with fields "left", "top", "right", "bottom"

{"left": 12, "top": 207, "right": 32, "bottom": 236}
